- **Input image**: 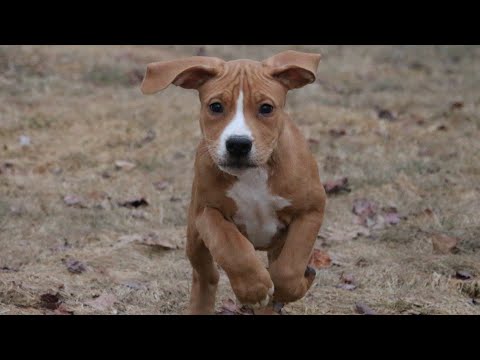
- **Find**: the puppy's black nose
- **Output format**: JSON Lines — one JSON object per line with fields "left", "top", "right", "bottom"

{"left": 226, "top": 136, "right": 252, "bottom": 157}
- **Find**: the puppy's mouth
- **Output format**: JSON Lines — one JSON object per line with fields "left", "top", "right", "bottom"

{"left": 218, "top": 158, "right": 258, "bottom": 170}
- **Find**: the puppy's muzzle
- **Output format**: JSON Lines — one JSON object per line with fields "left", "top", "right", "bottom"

{"left": 226, "top": 136, "right": 252, "bottom": 158}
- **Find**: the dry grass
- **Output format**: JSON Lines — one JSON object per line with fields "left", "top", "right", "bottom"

{"left": 0, "top": 45, "right": 479, "bottom": 315}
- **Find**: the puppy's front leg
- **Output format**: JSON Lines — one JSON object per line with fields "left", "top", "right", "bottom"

{"left": 196, "top": 207, "right": 274, "bottom": 307}
{"left": 268, "top": 210, "right": 324, "bottom": 303}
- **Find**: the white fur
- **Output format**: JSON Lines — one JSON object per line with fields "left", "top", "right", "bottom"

{"left": 217, "top": 91, "right": 253, "bottom": 160}
{"left": 226, "top": 167, "right": 290, "bottom": 248}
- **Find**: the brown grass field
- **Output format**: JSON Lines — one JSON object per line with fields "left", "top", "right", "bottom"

{"left": 0, "top": 45, "right": 479, "bottom": 315}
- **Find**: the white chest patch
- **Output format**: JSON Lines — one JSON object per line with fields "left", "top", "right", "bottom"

{"left": 226, "top": 168, "right": 290, "bottom": 248}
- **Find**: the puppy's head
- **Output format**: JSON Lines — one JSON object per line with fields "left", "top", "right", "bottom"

{"left": 141, "top": 50, "right": 321, "bottom": 174}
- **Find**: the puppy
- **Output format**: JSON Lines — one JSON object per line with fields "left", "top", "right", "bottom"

{"left": 141, "top": 50, "right": 326, "bottom": 314}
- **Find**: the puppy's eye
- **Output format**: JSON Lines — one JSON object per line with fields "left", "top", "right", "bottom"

{"left": 259, "top": 103, "right": 273, "bottom": 115}
{"left": 209, "top": 102, "right": 224, "bottom": 114}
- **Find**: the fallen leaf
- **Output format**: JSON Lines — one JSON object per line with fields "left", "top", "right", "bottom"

{"left": 324, "top": 177, "right": 351, "bottom": 194}
{"left": 308, "top": 138, "right": 320, "bottom": 145}
{"left": 352, "top": 198, "right": 378, "bottom": 218}
{"left": 219, "top": 298, "right": 238, "bottom": 313}
{"left": 340, "top": 273, "right": 356, "bottom": 284}
{"left": 40, "top": 293, "right": 62, "bottom": 310}
{"left": 153, "top": 180, "right": 170, "bottom": 191}
{"left": 86, "top": 293, "right": 117, "bottom": 311}
{"left": 377, "top": 109, "right": 396, "bottom": 121}
{"left": 0, "top": 162, "right": 15, "bottom": 175}
{"left": 450, "top": 101, "right": 464, "bottom": 110}
{"left": 336, "top": 284, "right": 357, "bottom": 291}
{"left": 122, "top": 280, "right": 147, "bottom": 290}
{"left": 355, "top": 302, "right": 377, "bottom": 315}
{"left": 63, "top": 194, "right": 86, "bottom": 208}
{"left": 118, "top": 197, "right": 149, "bottom": 208}
{"left": 319, "top": 225, "right": 370, "bottom": 242}
{"left": 355, "top": 257, "right": 370, "bottom": 267}
{"left": 382, "top": 207, "right": 401, "bottom": 225}
{"left": 455, "top": 271, "right": 473, "bottom": 280}
{"left": 19, "top": 135, "right": 31, "bottom": 147}
{"left": 45, "top": 303, "right": 74, "bottom": 315}
{"left": 336, "top": 273, "right": 357, "bottom": 290}
{"left": 352, "top": 198, "right": 378, "bottom": 227}
{"left": 216, "top": 299, "right": 254, "bottom": 315}
{"left": 114, "top": 160, "right": 136, "bottom": 171}
{"left": 431, "top": 233, "right": 460, "bottom": 254}
{"left": 329, "top": 128, "right": 346, "bottom": 138}
{"left": 308, "top": 248, "right": 332, "bottom": 270}
{"left": 0, "top": 266, "right": 18, "bottom": 272}
{"left": 64, "top": 258, "right": 87, "bottom": 274}
{"left": 134, "top": 129, "right": 156, "bottom": 148}
{"left": 135, "top": 232, "right": 177, "bottom": 250}
{"left": 352, "top": 200, "right": 401, "bottom": 229}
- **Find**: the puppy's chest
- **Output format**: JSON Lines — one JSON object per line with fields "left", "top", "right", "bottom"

{"left": 226, "top": 168, "right": 290, "bottom": 248}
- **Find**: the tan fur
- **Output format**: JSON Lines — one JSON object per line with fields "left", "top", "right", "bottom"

{"left": 141, "top": 51, "right": 326, "bottom": 314}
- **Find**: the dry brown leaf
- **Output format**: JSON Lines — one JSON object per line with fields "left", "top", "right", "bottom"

{"left": 431, "top": 233, "right": 460, "bottom": 254}
{"left": 216, "top": 299, "right": 254, "bottom": 315}
{"left": 114, "top": 160, "right": 136, "bottom": 171}
{"left": 336, "top": 284, "right": 357, "bottom": 291}
{"left": 45, "top": 303, "right": 74, "bottom": 315}
{"left": 336, "top": 273, "right": 357, "bottom": 290}
{"left": 118, "top": 197, "right": 149, "bottom": 208}
{"left": 64, "top": 258, "right": 87, "bottom": 274}
{"left": 63, "top": 194, "right": 86, "bottom": 208}
{"left": 355, "top": 302, "right": 377, "bottom": 315}
{"left": 86, "top": 293, "right": 117, "bottom": 311}
{"left": 382, "top": 206, "right": 401, "bottom": 225}
{"left": 134, "top": 129, "right": 156, "bottom": 148}
{"left": 308, "top": 248, "right": 332, "bottom": 270}
{"left": 319, "top": 225, "right": 370, "bottom": 242}
{"left": 451, "top": 101, "right": 464, "bottom": 110}
{"left": 352, "top": 199, "right": 401, "bottom": 229}
{"left": 329, "top": 128, "right": 346, "bottom": 138}
{"left": 136, "top": 232, "right": 177, "bottom": 250}
{"left": 153, "top": 180, "right": 170, "bottom": 191}
{"left": 324, "top": 177, "right": 351, "bottom": 194}
{"left": 39, "top": 293, "right": 62, "bottom": 310}
{"left": 377, "top": 109, "right": 396, "bottom": 121}
{"left": 455, "top": 271, "right": 473, "bottom": 280}
{"left": 352, "top": 198, "right": 378, "bottom": 216}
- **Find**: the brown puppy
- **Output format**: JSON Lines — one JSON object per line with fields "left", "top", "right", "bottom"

{"left": 141, "top": 51, "right": 326, "bottom": 314}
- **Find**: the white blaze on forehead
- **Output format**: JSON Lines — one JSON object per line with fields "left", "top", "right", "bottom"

{"left": 218, "top": 91, "right": 252, "bottom": 158}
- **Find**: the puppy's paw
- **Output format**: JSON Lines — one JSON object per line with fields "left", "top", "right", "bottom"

{"left": 247, "top": 285, "right": 274, "bottom": 309}
{"left": 231, "top": 269, "right": 274, "bottom": 308}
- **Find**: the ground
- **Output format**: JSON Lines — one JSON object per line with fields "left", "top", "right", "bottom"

{"left": 0, "top": 45, "right": 479, "bottom": 315}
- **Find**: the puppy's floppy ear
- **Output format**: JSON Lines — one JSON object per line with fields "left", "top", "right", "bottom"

{"left": 140, "top": 56, "right": 224, "bottom": 94}
{"left": 263, "top": 50, "right": 321, "bottom": 90}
